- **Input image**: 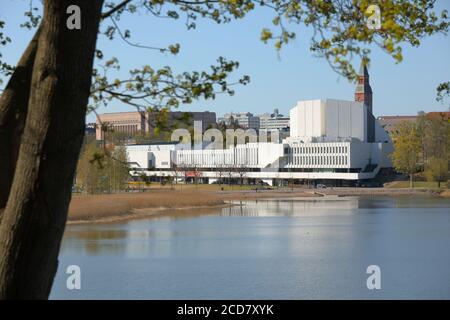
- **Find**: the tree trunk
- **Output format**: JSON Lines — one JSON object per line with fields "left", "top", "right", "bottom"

{"left": 410, "top": 173, "right": 413, "bottom": 189}
{"left": 0, "top": 28, "right": 41, "bottom": 209}
{"left": 0, "top": 0, "right": 103, "bottom": 299}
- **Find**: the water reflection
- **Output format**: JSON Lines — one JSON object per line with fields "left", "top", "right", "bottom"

{"left": 61, "top": 196, "right": 450, "bottom": 258}
{"left": 52, "top": 196, "right": 450, "bottom": 299}
{"left": 223, "top": 198, "right": 361, "bottom": 217}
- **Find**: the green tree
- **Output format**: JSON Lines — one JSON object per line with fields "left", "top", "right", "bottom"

{"left": 425, "top": 157, "right": 448, "bottom": 188}
{"left": 0, "top": 0, "right": 448, "bottom": 299}
{"left": 109, "top": 145, "right": 130, "bottom": 192}
{"left": 415, "top": 111, "right": 427, "bottom": 169}
{"left": 423, "top": 113, "right": 449, "bottom": 187}
{"left": 390, "top": 121, "right": 422, "bottom": 188}
{"left": 76, "top": 141, "right": 129, "bottom": 194}
{"left": 424, "top": 115, "right": 449, "bottom": 161}
{"left": 437, "top": 81, "right": 450, "bottom": 106}
{"left": 76, "top": 141, "right": 104, "bottom": 194}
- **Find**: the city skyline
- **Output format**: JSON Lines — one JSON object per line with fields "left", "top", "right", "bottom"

{"left": 1, "top": 0, "right": 449, "bottom": 124}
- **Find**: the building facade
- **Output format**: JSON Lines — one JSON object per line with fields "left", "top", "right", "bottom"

{"left": 355, "top": 62, "right": 375, "bottom": 142}
{"left": 96, "top": 110, "right": 216, "bottom": 140}
{"left": 258, "top": 109, "right": 290, "bottom": 130}
{"left": 218, "top": 112, "right": 260, "bottom": 129}
{"left": 125, "top": 62, "right": 394, "bottom": 185}
{"left": 376, "top": 115, "right": 418, "bottom": 135}
{"left": 288, "top": 99, "right": 368, "bottom": 143}
{"left": 96, "top": 111, "right": 147, "bottom": 140}
{"left": 377, "top": 112, "right": 449, "bottom": 136}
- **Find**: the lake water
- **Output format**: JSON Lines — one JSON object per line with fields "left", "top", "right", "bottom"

{"left": 50, "top": 196, "right": 450, "bottom": 299}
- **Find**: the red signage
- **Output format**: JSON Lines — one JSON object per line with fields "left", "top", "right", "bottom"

{"left": 185, "top": 171, "right": 202, "bottom": 177}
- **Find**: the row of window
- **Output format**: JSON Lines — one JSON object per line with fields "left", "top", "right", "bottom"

{"left": 177, "top": 151, "right": 259, "bottom": 166}
{"left": 105, "top": 120, "right": 142, "bottom": 124}
{"left": 110, "top": 124, "right": 139, "bottom": 134}
{"left": 288, "top": 145, "right": 348, "bottom": 155}
{"left": 288, "top": 155, "right": 348, "bottom": 167}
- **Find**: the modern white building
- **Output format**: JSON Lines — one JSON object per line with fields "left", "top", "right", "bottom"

{"left": 289, "top": 99, "right": 367, "bottom": 143}
{"left": 126, "top": 142, "right": 178, "bottom": 171}
{"left": 125, "top": 63, "right": 393, "bottom": 185}
{"left": 174, "top": 142, "right": 284, "bottom": 169}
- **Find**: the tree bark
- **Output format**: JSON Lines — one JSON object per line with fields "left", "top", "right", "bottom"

{"left": 0, "top": 0, "right": 103, "bottom": 299}
{"left": 0, "top": 28, "right": 41, "bottom": 209}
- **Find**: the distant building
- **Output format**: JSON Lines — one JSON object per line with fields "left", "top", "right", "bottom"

{"left": 85, "top": 123, "right": 97, "bottom": 136}
{"left": 258, "top": 108, "right": 290, "bottom": 130}
{"left": 377, "top": 116, "right": 418, "bottom": 135}
{"left": 377, "top": 111, "right": 449, "bottom": 135}
{"left": 426, "top": 111, "right": 450, "bottom": 121}
{"left": 218, "top": 112, "right": 260, "bottom": 129}
{"left": 95, "top": 110, "right": 216, "bottom": 140}
{"left": 96, "top": 111, "right": 147, "bottom": 140}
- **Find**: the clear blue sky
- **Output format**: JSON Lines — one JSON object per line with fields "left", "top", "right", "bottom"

{"left": 1, "top": 0, "right": 449, "bottom": 123}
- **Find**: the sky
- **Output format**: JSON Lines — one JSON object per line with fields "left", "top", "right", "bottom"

{"left": 1, "top": 0, "right": 449, "bottom": 123}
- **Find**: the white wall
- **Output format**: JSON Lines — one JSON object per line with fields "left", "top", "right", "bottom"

{"left": 126, "top": 144, "right": 175, "bottom": 169}
{"left": 348, "top": 142, "right": 371, "bottom": 169}
{"left": 256, "top": 143, "right": 284, "bottom": 168}
{"left": 323, "top": 99, "right": 367, "bottom": 142}
{"left": 286, "top": 142, "right": 350, "bottom": 169}
{"left": 126, "top": 146, "right": 149, "bottom": 169}
{"left": 289, "top": 99, "right": 367, "bottom": 142}
{"left": 290, "top": 99, "right": 323, "bottom": 139}
{"left": 375, "top": 120, "right": 391, "bottom": 143}
{"left": 174, "top": 142, "right": 283, "bottom": 168}
{"left": 348, "top": 141, "right": 392, "bottom": 169}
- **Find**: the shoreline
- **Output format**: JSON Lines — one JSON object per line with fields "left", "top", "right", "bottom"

{"left": 67, "top": 189, "right": 316, "bottom": 224}
{"left": 67, "top": 187, "right": 447, "bottom": 225}
{"left": 67, "top": 203, "right": 231, "bottom": 225}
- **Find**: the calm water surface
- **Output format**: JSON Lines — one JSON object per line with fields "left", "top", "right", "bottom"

{"left": 50, "top": 196, "right": 450, "bottom": 299}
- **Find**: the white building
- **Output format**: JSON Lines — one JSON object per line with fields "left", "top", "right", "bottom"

{"left": 175, "top": 142, "right": 284, "bottom": 169}
{"left": 125, "top": 63, "right": 393, "bottom": 185}
{"left": 289, "top": 99, "right": 367, "bottom": 143}
{"left": 126, "top": 142, "right": 178, "bottom": 171}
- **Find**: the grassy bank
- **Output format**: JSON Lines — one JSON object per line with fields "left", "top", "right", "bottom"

{"left": 440, "top": 190, "right": 450, "bottom": 198}
{"left": 385, "top": 181, "right": 448, "bottom": 189}
{"left": 68, "top": 191, "right": 226, "bottom": 223}
{"left": 68, "top": 185, "right": 448, "bottom": 224}
{"left": 68, "top": 188, "right": 320, "bottom": 223}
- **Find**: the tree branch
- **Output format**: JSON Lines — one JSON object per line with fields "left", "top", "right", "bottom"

{"left": 101, "top": 0, "right": 133, "bottom": 19}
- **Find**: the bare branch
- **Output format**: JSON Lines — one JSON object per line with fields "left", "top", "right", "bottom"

{"left": 101, "top": 0, "right": 133, "bottom": 19}
{"left": 109, "top": 16, "right": 168, "bottom": 52}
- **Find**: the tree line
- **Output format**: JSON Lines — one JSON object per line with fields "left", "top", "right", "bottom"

{"left": 75, "top": 136, "right": 129, "bottom": 194}
{"left": 390, "top": 112, "right": 449, "bottom": 188}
